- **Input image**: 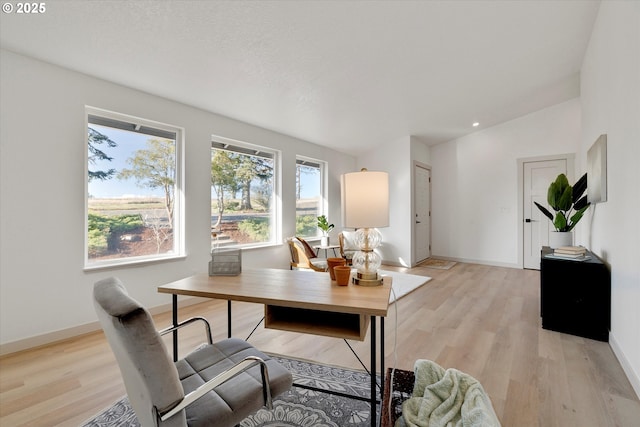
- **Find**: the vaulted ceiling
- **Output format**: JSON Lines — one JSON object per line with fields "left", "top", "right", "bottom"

{"left": 0, "top": 1, "right": 600, "bottom": 155}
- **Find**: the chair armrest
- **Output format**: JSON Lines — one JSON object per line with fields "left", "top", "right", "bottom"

{"left": 158, "top": 316, "right": 213, "bottom": 345}
{"left": 159, "top": 355, "right": 273, "bottom": 422}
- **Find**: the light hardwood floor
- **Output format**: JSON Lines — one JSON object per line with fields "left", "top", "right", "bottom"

{"left": 1, "top": 263, "right": 639, "bottom": 426}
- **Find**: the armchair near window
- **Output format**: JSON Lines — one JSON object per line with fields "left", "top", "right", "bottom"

{"left": 93, "top": 277, "right": 292, "bottom": 427}
{"left": 286, "top": 237, "right": 328, "bottom": 272}
{"left": 339, "top": 231, "right": 358, "bottom": 265}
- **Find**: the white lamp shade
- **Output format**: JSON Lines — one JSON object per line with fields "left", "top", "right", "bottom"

{"left": 341, "top": 170, "right": 389, "bottom": 228}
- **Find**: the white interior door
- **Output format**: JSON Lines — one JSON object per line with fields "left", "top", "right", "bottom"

{"left": 414, "top": 164, "right": 431, "bottom": 263}
{"left": 523, "top": 159, "right": 567, "bottom": 269}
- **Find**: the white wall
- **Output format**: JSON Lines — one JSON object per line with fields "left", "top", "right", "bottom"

{"left": 353, "top": 135, "right": 431, "bottom": 268}
{"left": 430, "top": 98, "right": 581, "bottom": 267}
{"left": 579, "top": 0, "right": 640, "bottom": 397}
{"left": 356, "top": 136, "right": 411, "bottom": 267}
{"left": 411, "top": 138, "right": 431, "bottom": 166}
{"left": 0, "top": 50, "right": 355, "bottom": 351}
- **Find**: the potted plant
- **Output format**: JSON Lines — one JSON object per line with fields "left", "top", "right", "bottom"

{"left": 317, "top": 215, "right": 334, "bottom": 246}
{"left": 534, "top": 173, "right": 590, "bottom": 248}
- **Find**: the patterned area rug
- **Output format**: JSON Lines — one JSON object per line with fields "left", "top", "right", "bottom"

{"left": 81, "top": 355, "right": 380, "bottom": 427}
{"left": 418, "top": 258, "right": 457, "bottom": 270}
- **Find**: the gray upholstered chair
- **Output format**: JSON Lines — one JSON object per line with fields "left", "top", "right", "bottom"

{"left": 93, "top": 277, "right": 292, "bottom": 427}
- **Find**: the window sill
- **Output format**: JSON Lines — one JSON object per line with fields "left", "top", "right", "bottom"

{"left": 84, "top": 253, "right": 186, "bottom": 271}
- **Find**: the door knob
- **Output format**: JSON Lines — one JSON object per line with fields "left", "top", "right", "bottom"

{"left": 525, "top": 218, "right": 532, "bottom": 223}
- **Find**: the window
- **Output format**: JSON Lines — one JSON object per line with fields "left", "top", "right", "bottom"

{"left": 295, "top": 156, "right": 325, "bottom": 238}
{"left": 211, "top": 137, "right": 279, "bottom": 248}
{"left": 85, "top": 107, "right": 184, "bottom": 268}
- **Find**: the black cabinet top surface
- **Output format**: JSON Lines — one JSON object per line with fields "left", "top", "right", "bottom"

{"left": 541, "top": 247, "right": 606, "bottom": 266}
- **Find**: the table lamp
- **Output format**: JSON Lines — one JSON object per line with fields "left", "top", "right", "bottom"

{"left": 341, "top": 169, "right": 389, "bottom": 286}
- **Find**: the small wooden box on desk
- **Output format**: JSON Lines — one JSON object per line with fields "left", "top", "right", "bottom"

{"left": 540, "top": 247, "right": 610, "bottom": 341}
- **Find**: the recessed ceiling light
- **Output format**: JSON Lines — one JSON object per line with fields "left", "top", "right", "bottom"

{"left": 472, "top": 122, "right": 480, "bottom": 127}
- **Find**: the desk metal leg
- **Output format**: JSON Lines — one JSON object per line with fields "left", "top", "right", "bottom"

{"left": 172, "top": 294, "right": 178, "bottom": 362}
{"left": 227, "top": 300, "right": 232, "bottom": 338}
{"left": 370, "top": 315, "right": 377, "bottom": 427}
{"left": 381, "top": 316, "right": 385, "bottom": 407}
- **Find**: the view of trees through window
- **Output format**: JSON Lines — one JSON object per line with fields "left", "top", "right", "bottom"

{"left": 211, "top": 141, "right": 276, "bottom": 247}
{"left": 296, "top": 158, "right": 323, "bottom": 238}
{"left": 86, "top": 111, "right": 181, "bottom": 265}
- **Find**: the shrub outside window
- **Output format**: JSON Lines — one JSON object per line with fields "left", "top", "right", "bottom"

{"left": 295, "top": 157, "right": 325, "bottom": 238}
{"left": 85, "top": 107, "right": 184, "bottom": 268}
{"left": 211, "top": 138, "right": 279, "bottom": 248}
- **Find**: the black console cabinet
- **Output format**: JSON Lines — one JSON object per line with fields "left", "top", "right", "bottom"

{"left": 540, "top": 247, "right": 611, "bottom": 341}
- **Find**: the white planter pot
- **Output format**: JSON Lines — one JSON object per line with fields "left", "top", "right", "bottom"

{"left": 321, "top": 236, "right": 330, "bottom": 247}
{"left": 549, "top": 231, "right": 573, "bottom": 249}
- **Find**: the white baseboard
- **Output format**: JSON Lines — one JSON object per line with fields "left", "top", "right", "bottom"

{"left": 429, "top": 255, "right": 521, "bottom": 270}
{"left": 0, "top": 296, "right": 205, "bottom": 357}
{"left": 381, "top": 259, "right": 409, "bottom": 268}
{"left": 385, "top": 256, "right": 520, "bottom": 269}
{"left": 609, "top": 332, "right": 640, "bottom": 400}
{"left": 0, "top": 321, "right": 103, "bottom": 357}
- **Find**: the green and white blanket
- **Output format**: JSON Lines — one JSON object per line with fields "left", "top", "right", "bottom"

{"left": 396, "top": 359, "right": 501, "bottom": 427}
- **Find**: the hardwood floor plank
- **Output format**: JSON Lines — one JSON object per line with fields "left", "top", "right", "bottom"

{"left": 480, "top": 325, "right": 516, "bottom": 403}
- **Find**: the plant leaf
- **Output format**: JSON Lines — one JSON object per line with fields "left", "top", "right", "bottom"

{"left": 557, "top": 186, "right": 573, "bottom": 212}
{"left": 548, "top": 174, "right": 569, "bottom": 210}
{"left": 574, "top": 195, "right": 590, "bottom": 211}
{"left": 554, "top": 212, "right": 567, "bottom": 231}
{"left": 555, "top": 173, "right": 570, "bottom": 189}
{"left": 542, "top": 173, "right": 589, "bottom": 231}
{"left": 548, "top": 182, "right": 560, "bottom": 209}
{"left": 572, "top": 173, "right": 588, "bottom": 202}
{"left": 567, "top": 205, "right": 590, "bottom": 231}
{"left": 534, "top": 202, "right": 554, "bottom": 221}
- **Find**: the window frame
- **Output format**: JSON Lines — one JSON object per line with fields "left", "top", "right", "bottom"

{"left": 84, "top": 106, "right": 185, "bottom": 270}
{"left": 295, "top": 155, "right": 327, "bottom": 239}
{"left": 210, "top": 135, "right": 281, "bottom": 249}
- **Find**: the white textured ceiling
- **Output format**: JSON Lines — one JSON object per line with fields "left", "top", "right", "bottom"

{"left": 0, "top": 1, "right": 600, "bottom": 155}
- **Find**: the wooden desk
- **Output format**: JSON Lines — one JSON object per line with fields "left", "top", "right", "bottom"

{"left": 158, "top": 268, "right": 391, "bottom": 426}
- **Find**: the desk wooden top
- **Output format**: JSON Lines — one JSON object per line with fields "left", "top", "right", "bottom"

{"left": 158, "top": 269, "right": 391, "bottom": 317}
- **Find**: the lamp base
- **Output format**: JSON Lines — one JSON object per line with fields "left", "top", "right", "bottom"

{"left": 352, "top": 271, "right": 383, "bottom": 286}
